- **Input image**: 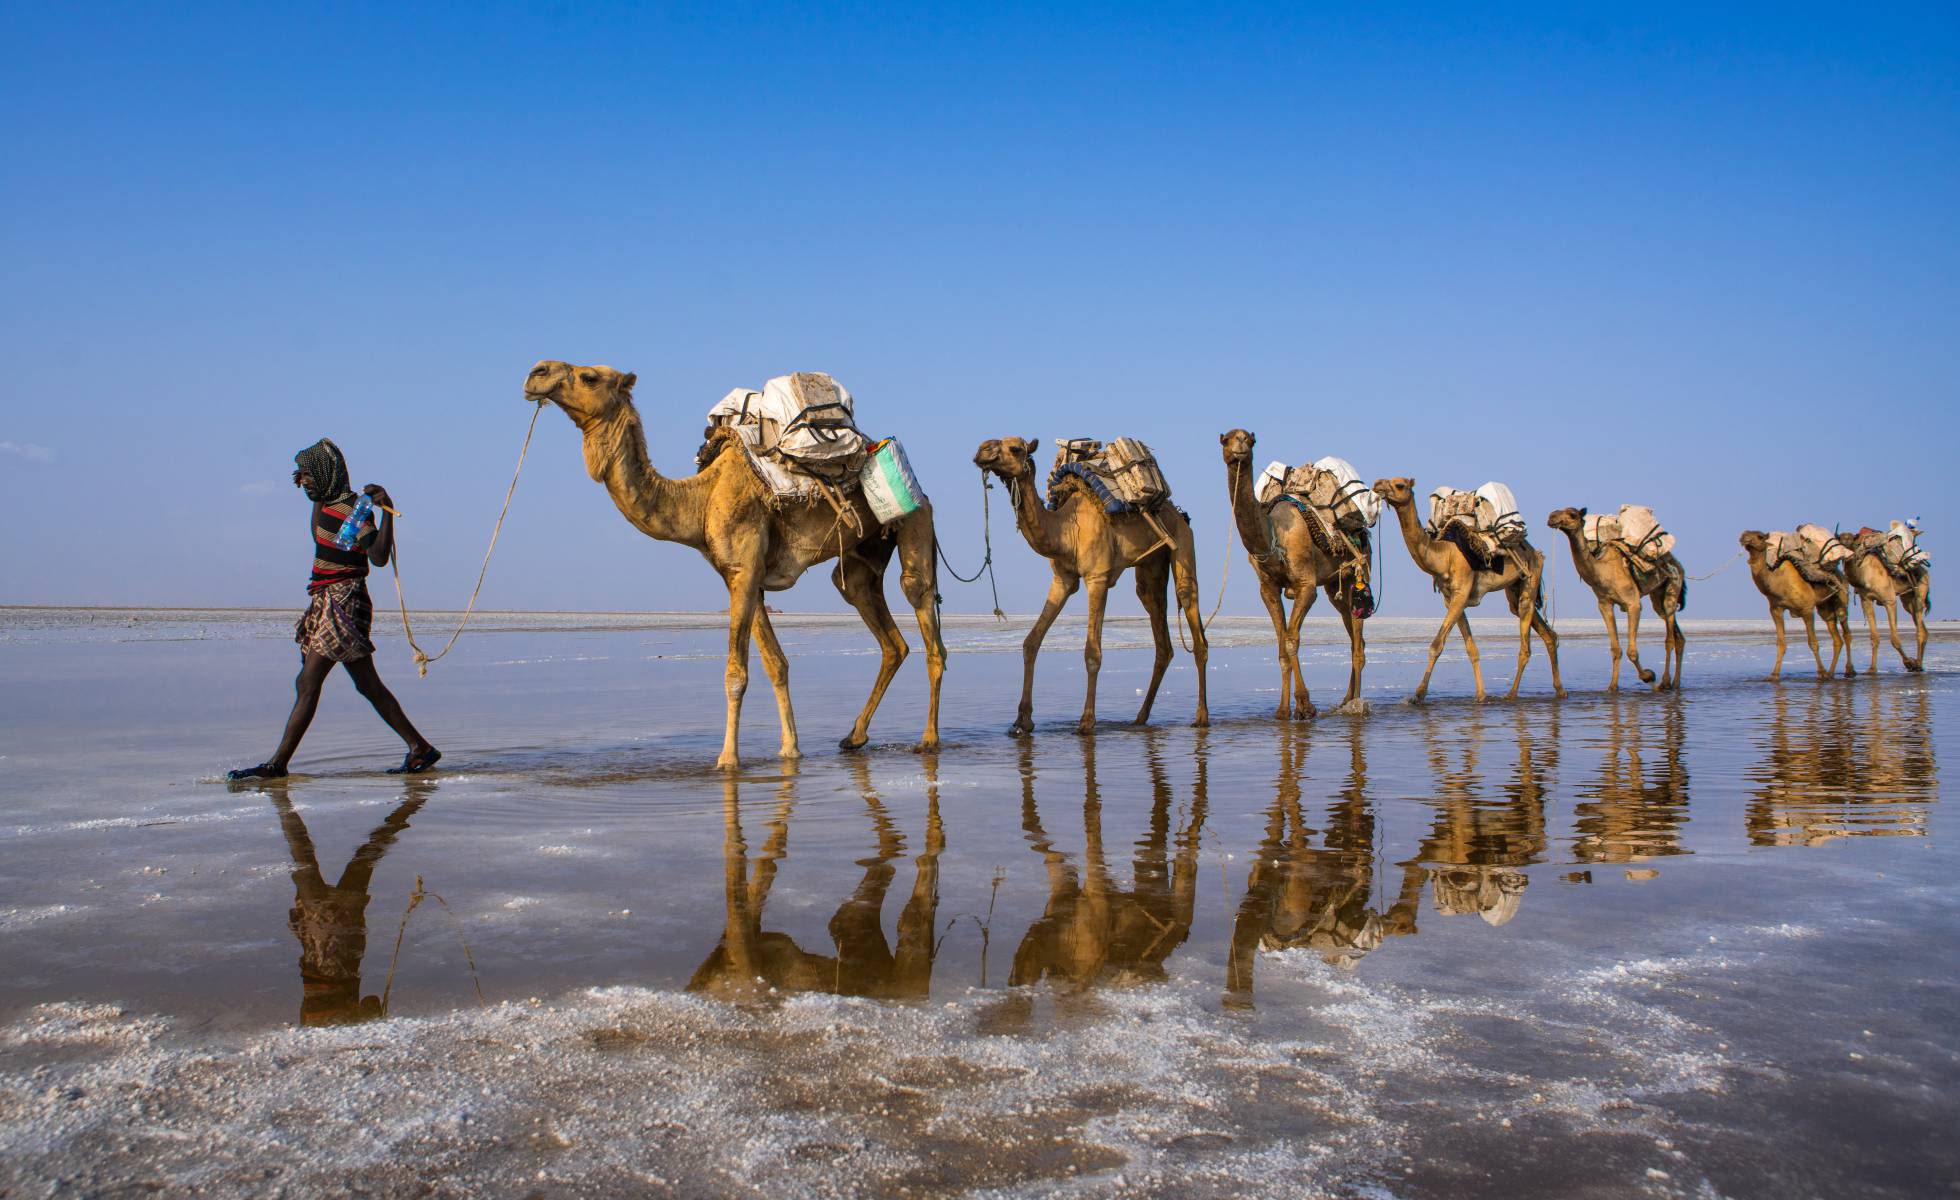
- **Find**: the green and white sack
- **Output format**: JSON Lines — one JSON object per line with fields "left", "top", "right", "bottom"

{"left": 861, "top": 437, "right": 926, "bottom": 524}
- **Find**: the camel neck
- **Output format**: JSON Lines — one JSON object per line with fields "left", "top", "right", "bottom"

{"left": 1225, "top": 459, "right": 1277, "bottom": 565}
{"left": 1390, "top": 499, "right": 1445, "bottom": 571}
{"left": 1005, "top": 467, "right": 1065, "bottom": 558}
{"left": 1558, "top": 525, "right": 1601, "bottom": 584}
{"left": 582, "top": 404, "right": 705, "bottom": 548}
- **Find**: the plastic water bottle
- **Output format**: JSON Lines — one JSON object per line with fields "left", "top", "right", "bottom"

{"left": 333, "top": 494, "right": 375, "bottom": 551}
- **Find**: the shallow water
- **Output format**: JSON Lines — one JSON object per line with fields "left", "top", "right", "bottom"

{"left": 1, "top": 607, "right": 1955, "bottom": 1197}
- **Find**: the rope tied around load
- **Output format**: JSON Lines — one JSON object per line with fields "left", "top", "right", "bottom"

{"left": 388, "top": 399, "right": 544, "bottom": 676}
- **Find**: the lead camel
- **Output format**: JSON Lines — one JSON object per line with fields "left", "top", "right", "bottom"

{"left": 527, "top": 361, "right": 946, "bottom": 770}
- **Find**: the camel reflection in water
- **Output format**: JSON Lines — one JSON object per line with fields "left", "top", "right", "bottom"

{"left": 1409, "top": 704, "right": 1555, "bottom": 927}
{"left": 1570, "top": 695, "right": 1690, "bottom": 869}
{"left": 688, "top": 758, "right": 943, "bottom": 1000}
{"left": 267, "top": 780, "right": 434, "bottom": 1026}
{"left": 1227, "top": 719, "right": 1417, "bottom": 1006}
{"left": 1747, "top": 684, "right": 1936, "bottom": 846}
{"left": 1008, "top": 733, "right": 1209, "bottom": 989}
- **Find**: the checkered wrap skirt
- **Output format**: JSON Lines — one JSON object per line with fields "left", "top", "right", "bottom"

{"left": 295, "top": 579, "right": 376, "bottom": 663}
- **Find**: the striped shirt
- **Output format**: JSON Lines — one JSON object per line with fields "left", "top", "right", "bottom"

{"left": 309, "top": 498, "right": 377, "bottom": 592}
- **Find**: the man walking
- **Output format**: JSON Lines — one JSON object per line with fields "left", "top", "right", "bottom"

{"left": 228, "top": 438, "right": 440, "bottom": 780}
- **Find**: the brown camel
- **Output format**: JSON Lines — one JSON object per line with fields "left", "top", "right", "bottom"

{"left": 1546, "top": 507, "right": 1687, "bottom": 692}
{"left": 1372, "top": 478, "right": 1564, "bottom": 702}
{"left": 1219, "top": 430, "right": 1369, "bottom": 718}
{"left": 973, "top": 436, "right": 1208, "bottom": 735}
{"left": 1839, "top": 535, "right": 1929, "bottom": 673}
{"left": 527, "top": 361, "right": 946, "bottom": 770}
{"left": 1738, "top": 531, "right": 1852, "bottom": 680}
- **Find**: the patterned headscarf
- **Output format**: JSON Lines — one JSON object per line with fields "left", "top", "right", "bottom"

{"left": 294, "top": 438, "right": 351, "bottom": 503}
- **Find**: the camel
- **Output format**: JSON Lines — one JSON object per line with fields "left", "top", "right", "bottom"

{"left": 1738, "top": 531, "right": 1853, "bottom": 681}
{"left": 1840, "top": 536, "right": 1930, "bottom": 673}
{"left": 527, "top": 361, "right": 946, "bottom": 770}
{"left": 972, "top": 436, "right": 1207, "bottom": 735}
{"left": 1546, "top": 507, "right": 1687, "bottom": 692}
{"left": 1219, "top": 430, "right": 1369, "bottom": 718}
{"left": 1372, "top": 478, "right": 1564, "bottom": 702}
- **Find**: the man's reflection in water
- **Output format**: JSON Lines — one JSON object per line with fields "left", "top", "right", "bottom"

{"left": 1747, "top": 684, "right": 1936, "bottom": 846}
{"left": 268, "top": 779, "right": 434, "bottom": 1026}
{"left": 1571, "top": 694, "right": 1689, "bottom": 870}
{"left": 1227, "top": 718, "right": 1420, "bottom": 1007}
{"left": 1009, "top": 731, "right": 1209, "bottom": 990}
{"left": 687, "top": 758, "right": 944, "bottom": 1000}
{"left": 1409, "top": 704, "right": 1554, "bottom": 927}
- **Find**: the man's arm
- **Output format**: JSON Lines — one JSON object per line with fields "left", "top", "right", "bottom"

{"left": 363, "top": 485, "right": 395, "bottom": 567}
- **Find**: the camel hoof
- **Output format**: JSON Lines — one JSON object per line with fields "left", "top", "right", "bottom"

{"left": 1075, "top": 719, "right": 1097, "bottom": 736}
{"left": 837, "top": 735, "right": 866, "bottom": 752}
{"left": 714, "top": 755, "right": 740, "bottom": 773}
{"left": 780, "top": 747, "right": 805, "bottom": 761}
{"left": 1638, "top": 669, "right": 1656, "bottom": 685}
{"left": 1554, "top": 687, "right": 1568, "bottom": 699}
{"left": 1298, "top": 703, "right": 1318, "bottom": 721}
{"left": 1606, "top": 683, "right": 1619, "bottom": 694}
{"left": 1273, "top": 706, "right": 1291, "bottom": 722}
{"left": 1908, "top": 660, "right": 1924, "bottom": 673}
{"left": 1192, "top": 712, "right": 1211, "bottom": 728}
{"left": 913, "top": 739, "right": 940, "bottom": 755}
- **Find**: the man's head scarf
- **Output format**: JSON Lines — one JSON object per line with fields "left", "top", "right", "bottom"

{"left": 294, "top": 438, "right": 352, "bottom": 503}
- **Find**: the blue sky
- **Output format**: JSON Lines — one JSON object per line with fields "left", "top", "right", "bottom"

{"left": 2, "top": 2, "right": 1954, "bottom": 617}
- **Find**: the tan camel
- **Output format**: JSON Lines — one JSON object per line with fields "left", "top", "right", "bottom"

{"left": 973, "top": 437, "right": 1208, "bottom": 735}
{"left": 1546, "top": 507, "right": 1687, "bottom": 692}
{"left": 1372, "top": 478, "right": 1564, "bottom": 702}
{"left": 1219, "top": 430, "right": 1369, "bottom": 718}
{"left": 1840, "top": 536, "right": 1929, "bottom": 673}
{"left": 526, "top": 361, "right": 946, "bottom": 770}
{"left": 1738, "top": 531, "right": 1852, "bottom": 681}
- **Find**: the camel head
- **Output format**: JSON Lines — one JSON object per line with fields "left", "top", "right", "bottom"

{"left": 973, "top": 436, "right": 1040, "bottom": 482}
{"left": 524, "top": 360, "right": 638, "bottom": 426}
{"left": 1372, "top": 477, "right": 1415, "bottom": 508}
{"left": 1219, "top": 429, "right": 1256, "bottom": 465}
{"left": 1739, "top": 530, "right": 1768, "bottom": 553}
{"left": 1547, "top": 506, "right": 1587, "bottom": 533}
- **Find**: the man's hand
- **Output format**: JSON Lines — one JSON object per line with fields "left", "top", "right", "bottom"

{"left": 362, "top": 483, "right": 394, "bottom": 511}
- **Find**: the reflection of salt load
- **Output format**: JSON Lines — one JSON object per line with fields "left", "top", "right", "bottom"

{"left": 1429, "top": 481, "right": 1527, "bottom": 569}
{"left": 1430, "top": 867, "right": 1526, "bottom": 927}
{"left": 704, "top": 373, "right": 924, "bottom": 525}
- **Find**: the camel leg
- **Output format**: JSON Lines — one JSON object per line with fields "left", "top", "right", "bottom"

{"left": 1800, "top": 610, "right": 1827, "bottom": 679}
{"left": 892, "top": 511, "right": 948, "bottom": 750}
{"left": 1598, "top": 598, "right": 1623, "bottom": 693}
{"left": 1415, "top": 594, "right": 1469, "bottom": 703}
{"left": 750, "top": 608, "right": 801, "bottom": 760}
{"left": 1170, "top": 531, "right": 1210, "bottom": 727}
{"left": 1768, "top": 605, "right": 1788, "bottom": 681}
{"left": 1013, "top": 571, "right": 1078, "bottom": 736}
{"left": 1134, "top": 559, "right": 1174, "bottom": 725}
{"left": 1883, "top": 598, "right": 1911, "bottom": 673}
{"left": 1625, "top": 601, "right": 1656, "bottom": 688}
{"left": 1906, "top": 591, "right": 1928, "bottom": 671}
{"left": 1459, "top": 612, "right": 1488, "bottom": 702}
{"left": 1504, "top": 584, "right": 1533, "bottom": 701}
{"left": 1332, "top": 591, "right": 1366, "bottom": 707}
{"left": 1286, "top": 584, "right": 1316, "bottom": 719}
{"left": 834, "top": 552, "right": 910, "bottom": 752}
{"left": 1533, "top": 602, "right": 1565, "bottom": 698}
{"left": 1077, "top": 574, "right": 1113, "bottom": 735}
{"left": 718, "top": 578, "right": 763, "bottom": 771}
{"left": 1257, "top": 576, "right": 1295, "bottom": 720}
{"left": 1860, "top": 595, "right": 1880, "bottom": 675}
{"left": 1653, "top": 591, "right": 1684, "bottom": 691}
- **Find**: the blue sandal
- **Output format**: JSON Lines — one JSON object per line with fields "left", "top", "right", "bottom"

{"left": 388, "top": 747, "right": 442, "bottom": 775}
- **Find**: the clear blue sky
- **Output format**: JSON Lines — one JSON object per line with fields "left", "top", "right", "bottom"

{"left": 2, "top": 3, "right": 1954, "bottom": 617}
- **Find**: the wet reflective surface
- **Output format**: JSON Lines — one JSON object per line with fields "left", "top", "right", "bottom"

{"left": 1, "top": 610, "right": 1955, "bottom": 1197}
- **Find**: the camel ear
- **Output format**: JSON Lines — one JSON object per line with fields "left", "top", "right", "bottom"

{"left": 618, "top": 372, "right": 637, "bottom": 394}
{"left": 1577, "top": 506, "right": 1587, "bottom": 519}
{"left": 1027, "top": 437, "right": 1040, "bottom": 455}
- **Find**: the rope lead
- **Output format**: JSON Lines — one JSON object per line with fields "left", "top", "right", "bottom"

{"left": 389, "top": 399, "right": 545, "bottom": 676}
